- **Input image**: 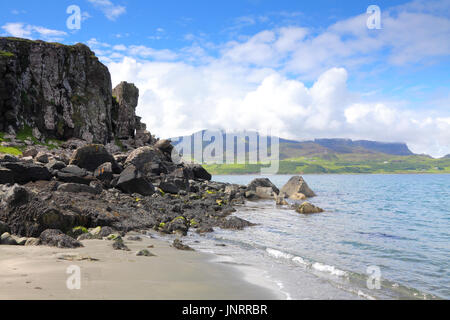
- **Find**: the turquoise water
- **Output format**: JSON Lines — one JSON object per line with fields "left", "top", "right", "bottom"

{"left": 186, "top": 174, "right": 450, "bottom": 299}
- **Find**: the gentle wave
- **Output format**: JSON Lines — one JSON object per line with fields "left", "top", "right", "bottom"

{"left": 265, "top": 248, "right": 348, "bottom": 277}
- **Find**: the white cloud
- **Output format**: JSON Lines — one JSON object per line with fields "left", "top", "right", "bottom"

{"left": 88, "top": 0, "right": 126, "bottom": 21}
{"left": 216, "top": 3, "right": 450, "bottom": 79}
{"left": 1, "top": 22, "right": 67, "bottom": 41}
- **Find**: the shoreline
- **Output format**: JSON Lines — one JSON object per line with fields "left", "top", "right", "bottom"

{"left": 0, "top": 233, "right": 280, "bottom": 300}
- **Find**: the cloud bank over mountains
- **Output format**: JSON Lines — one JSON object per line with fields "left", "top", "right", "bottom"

{"left": 104, "top": 1, "right": 450, "bottom": 157}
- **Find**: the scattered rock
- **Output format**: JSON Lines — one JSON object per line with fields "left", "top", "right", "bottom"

{"left": 0, "top": 167, "right": 14, "bottom": 184}
{"left": 112, "top": 238, "right": 130, "bottom": 251}
{"left": 172, "top": 239, "right": 194, "bottom": 251}
{"left": 12, "top": 235, "right": 28, "bottom": 245}
{"left": 46, "top": 160, "right": 66, "bottom": 171}
{"left": 221, "top": 217, "right": 255, "bottom": 230}
{"left": 98, "top": 226, "right": 115, "bottom": 237}
{"left": 255, "top": 186, "right": 277, "bottom": 199}
{"left": 280, "top": 176, "right": 316, "bottom": 199}
{"left": 295, "top": 202, "right": 324, "bottom": 214}
{"left": 116, "top": 165, "right": 154, "bottom": 196}
{"left": 136, "top": 249, "right": 155, "bottom": 256}
{"left": 39, "top": 229, "right": 83, "bottom": 248}
{"left": 35, "top": 152, "right": 49, "bottom": 164}
{"left": 154, "top": 139, "right": 172, "bottom": 152}
{"left": 25, "top": 237, "right": 40, "bottom": 246}
{"left": 22, "top": 147, "right": 38, "bottom": 158}
{"left": 94, "top": 162, "right": 114, "bottom": 185}
{"left": 247, "top": 178, "right": 279, "bottom": 195}
{"left": 3, "top": 184, "right": 33, "bottom": 207}
{"left": 1, "top": 162, "right": 51, "bottom": 184}
{"left": 0, "top": 221, "right": 10, "bottom": 234}
{"left": 290, "top": 193, "right": 307, "bottom": 200}
{"left": 124, "top": 146, "right": 166, "bottom": 175}
{"left": 57, "top": 183, "right": 100, "bottom": 195}
{"left": 56, "top": 253, "right": 99, "bottom": 261}
{"left": 69, "top": 144, "right": 120, "bottom": 173}
{"left": 275, "top": 195, "right": 289, "bottom": 206}
{"left": 127, "top": 235, "right": 142, "bottom": 241}
{"left": 1, "top": 232, "right": 17, "bottom": 245}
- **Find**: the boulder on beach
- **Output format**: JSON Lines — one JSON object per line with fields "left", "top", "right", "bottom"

{"left": 280, "top": 176, "right": 316, "bottom": 199}
{"left": 70, "top": 144, "right": 120, "bottom": 173}
{"left": 116, "top": 165, "right": 154, "bottom": 196}
{"left": 39, "top": 229, "right": 83, "bottom": 248}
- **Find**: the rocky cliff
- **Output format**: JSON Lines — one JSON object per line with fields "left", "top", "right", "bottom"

{"left": 0, "top": 37, "right": 148, "bottom": 145}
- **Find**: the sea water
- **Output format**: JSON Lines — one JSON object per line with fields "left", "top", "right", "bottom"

{"left": 182, "top": 174, "right": 449, "bottom": 300}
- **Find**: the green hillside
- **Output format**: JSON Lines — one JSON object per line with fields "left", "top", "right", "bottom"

{"left": 204, "top": 154, "right": 450, "bottom": 174}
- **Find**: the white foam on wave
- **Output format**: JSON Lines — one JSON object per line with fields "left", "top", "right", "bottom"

{"left": 312, "top": 262, "right": 348, "bottom": 277}
{"left": 266, "top": 248, "right": 348, "bottom": 278}
{"left": 292, "top": 256, "right": 308, "bottom": 267}
{"left": 266, "top": 248, "right": 294, "bottom": 260}
{"left": 358, "top": 290, "right": 376, "bottom": 300}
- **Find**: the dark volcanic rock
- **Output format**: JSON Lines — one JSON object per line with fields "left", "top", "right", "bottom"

{"left": 1, "top": 162, "right": 51, "bottom": 184}
{"left": 98, "top": 226, "right": 115, "bottom": 237}
{"left": 0, "top": 221, "right": 10, "bottom": 234}
{"left": 112, "top": 82, "right": 139, "bottom": 139}
{"left": 116, "top": 165, "right": 154, "bottom": 196}
{"left": 124, "top": 146, "right": 167, "bottom": 175}
{"left": 221, "top": 217, "right": 255, "bottom": 230}
{"left": 247, "top": 178, "right": 279, "bottom": 195}
{"left": 0, "top": 167, "right": 14, "bottom": 184}
{"left": 172, "top": 239, "right": 194, "bottom": 251}
{"left": 94, "top": 162, "right": 114, "bottom": 185}
{"left": 70, "top": 144, "right": 119, "bottom": 173}
{"left": 112, "top": 238, "right": 130, "bottom": 251}
{"left": 3, "top": 184, "right": 33, "bottom": 207}
{"left": 57, "top": 183, "right": 100, "bottom": 195}
{"left": 280, "top": 176, "right": 316, "bottom": 198}
{"left": 0, "top": 38, "right": 114, "bottom": 142}
{"left": 187, "top": 164, "right": 212, "bottom": 181}
{"left": 39, "top": 229, "right": 83, "bottom": 248}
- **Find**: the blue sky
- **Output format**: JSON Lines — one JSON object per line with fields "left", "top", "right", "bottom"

{"left": 1, "top": 0, "right": 450, "bottom": 156}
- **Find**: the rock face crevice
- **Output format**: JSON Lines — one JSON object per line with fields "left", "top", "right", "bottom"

{"left": 0, "top": 38, "right": 128, "bottom": 144}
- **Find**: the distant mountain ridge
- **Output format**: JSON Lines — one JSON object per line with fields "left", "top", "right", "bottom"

{"left": 171, "top": 130, "right": 415, "bottom": 160}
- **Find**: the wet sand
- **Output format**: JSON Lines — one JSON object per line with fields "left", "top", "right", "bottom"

{"left": 0, "top": 235, "right": 279, "bottom": 300}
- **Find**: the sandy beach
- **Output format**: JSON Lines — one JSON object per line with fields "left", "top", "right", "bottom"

{"left": 0, "top": 234, "right": 278, "bottom": 300}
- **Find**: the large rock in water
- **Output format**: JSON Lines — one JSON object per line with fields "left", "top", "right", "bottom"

{"left": 0, "top": 37, "right": 113, "bottom": 142}
{"left": 69, "top": 144, "right": 120, "bottom": 173}
{"left": 247, "top": 178, "right": 279, "bottom": 195}
{"left": 280, "top": 176, "right": 316, "bottom": 199}
{"left": 295, "top": 202, "right": 324, "bottom": 214}
{"left": 112, "top": 82, "right": 139, "bottom": 139}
